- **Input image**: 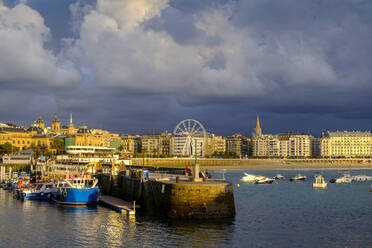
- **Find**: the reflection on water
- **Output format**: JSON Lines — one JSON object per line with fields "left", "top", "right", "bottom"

{"left": 1, "top": 169, "right": 372, "bottom": 247}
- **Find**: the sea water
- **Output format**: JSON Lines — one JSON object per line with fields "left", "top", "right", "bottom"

{"left": 0, "top": 169, "right": 371, "bottom": 248}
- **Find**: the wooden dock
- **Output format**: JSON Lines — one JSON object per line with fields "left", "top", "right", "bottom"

{"left": 99, "top": 195, "right": 138, "bottom": 215}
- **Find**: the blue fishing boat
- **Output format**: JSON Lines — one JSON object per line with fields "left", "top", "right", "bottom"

{"left": 52, "top": 177, "right": 99, "bottom": 205}
{"left": 20, "top": 182, "right": 55, "bottom": 200}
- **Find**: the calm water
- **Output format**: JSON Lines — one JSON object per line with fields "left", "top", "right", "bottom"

{"left": 1, "top": 169, "right": 372, "bottom": 248}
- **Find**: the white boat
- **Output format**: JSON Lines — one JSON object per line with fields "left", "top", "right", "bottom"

{"left": 255, "top": 177, "right": 275, "bottom": 184}
{"left": 273, "top": 174, "right": 285, "bottom": 180}
{"left": 20, "top": 182, "right": 55, "bottom": 200}
{"left": 289, "top": 174, "right": 307, "bottom": 181}
{"left": 329, "top": 174, "right": 352, "bottom": 183}
{"left": 240, "top": 173, "right": 266, "bottom": 183}
{"left": 313, "top": 175, "right": 327, "bottom": 189}
{"left": 351, "top": 175, "right": 372, "bottom": 182}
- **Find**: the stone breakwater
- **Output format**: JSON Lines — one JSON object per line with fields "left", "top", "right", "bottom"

{"left": 99, "top": 173, "right": 236, "bottom": 219}
{"left": 132, "top": 158, "right": 372, "bottom": 169}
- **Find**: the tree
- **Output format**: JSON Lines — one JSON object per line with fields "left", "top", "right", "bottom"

{"left": 0, "top": 142, "right": 19, "bottom": 155}
{"left": 117, "top": 144, "right": 124, "bottom": 152}
{"left": 50, "top": 139, "right": 65, "bottom": 155}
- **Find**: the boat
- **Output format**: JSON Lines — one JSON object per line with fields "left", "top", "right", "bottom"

{"left": 273, "top": 174, "right": 285, "bottom": 180}
{"left": 254, "top": 177, "right": 275, "bottom": 184}
{"left": 51, "top": 176, "right": 99, "bottom": 205}
{"left": 240, "top": 173, "right": 266, "bottom": 183}
{"left": 313, "top": 175, "right": 327, "bottom": 189}
{"left": 351, "top": 175, "right": 372, "bottom": 182}
{"left": 369, "top": 184, "right": 372, "bottom": 192}
{"left": 20, "top": 182, "right": 55, "bottom": 200}
{"left": 289, "top": 174, "right": 307, "bottom": 181}
{"left": 329, "top": 173, "right": 352, "bottom": 183}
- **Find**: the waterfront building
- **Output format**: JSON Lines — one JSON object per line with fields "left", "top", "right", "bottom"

{"left": 0, "top": 125, "right": 32, "bottom": 150}
{"left": 141, "top": 134, "right": 161, "bottom": 155}
{"left": 2, "top": 149, "right": 33, "bottom": 165}
{"left": 205, "top": 134, "right": 226, "bottom": 156}
{"left": 252, "top": 116, "right": 312, "bottom": 158}
{"left": 32, "top": 134, "right": 52, "bottom": 149}
{"left": 225, "top": 134, "right": 249, "bottom": 157}
{"left": 121, "top": 135, "right": 135, "bottom": 153}
{"left": 159, "top": 130, "right": 171, "bottom": 155}
{"left": 320, "top": 131, "right": 372, "bottom": 158}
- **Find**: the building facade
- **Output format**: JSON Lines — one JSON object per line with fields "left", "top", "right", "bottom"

{"left": 225, "top": 134, "right": 249, "bottom": 157}
{"left": 320, "top": 131, "right": 372, "bottom": 158}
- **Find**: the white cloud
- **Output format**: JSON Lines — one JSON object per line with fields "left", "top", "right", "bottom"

{"left": 64, "top": 0, "right": 340, "bottom": 106}
{"left": 0, "top": 3, "right": 81, "bottom": 88}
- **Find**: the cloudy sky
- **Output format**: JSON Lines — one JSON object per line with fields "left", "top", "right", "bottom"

{"left": 0, "top": 0, "right": 372, "bottom": 136}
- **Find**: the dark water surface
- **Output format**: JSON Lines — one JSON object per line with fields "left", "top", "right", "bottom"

{"left": 1, "top": 169, "right": 372, "bottom": 248}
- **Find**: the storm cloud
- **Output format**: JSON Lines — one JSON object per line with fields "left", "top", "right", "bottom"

{"left": 0, "top": 0, "right": 372, "bottom": 136}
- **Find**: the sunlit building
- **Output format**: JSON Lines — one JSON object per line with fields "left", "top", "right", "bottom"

{"left": 320, "top": 131, "right": 372, "bottom": 158}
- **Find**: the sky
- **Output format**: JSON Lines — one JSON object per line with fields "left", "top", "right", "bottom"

{"left": 0, "top": 0, "right": 372, "bottom": 137}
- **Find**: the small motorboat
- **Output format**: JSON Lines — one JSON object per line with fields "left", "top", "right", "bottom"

{"left": 351, "top": 175, "right": 372, "bottom": 182}
{"left": 313, "top": 175, "right": 327, "bottom": 189}
{"left": 273, "top": 174, "right": 285, "bottom": 180}
{"left": 329, "top": 174, "right": 352, "bottom": 183}
{"left": 20, "top": 182, "right": 55, "bottom": 200}
{"left": 289, "top": 174, "right": 307, "bottom": 181}
{"left": 240, "top": 173, "right": 266, "bottom": 183}
{"left": 255, "top": 177, "right": 275, "bottom": 184}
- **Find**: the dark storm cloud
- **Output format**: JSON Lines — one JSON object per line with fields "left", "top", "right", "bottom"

{"left": 0, "top": 0, "right": 372, "bottom": 136}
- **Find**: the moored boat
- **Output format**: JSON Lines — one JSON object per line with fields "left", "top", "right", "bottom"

{"left": 241, "top": 173, "right": 262, "bottom": 183}
{"left": 52, "top": 176, "right": 99, "bottom": 205}
{"left": 254, "top": 177, "right": 275, "bottom": 184}
{"left": 313, "top": 175, "right": 327, "bottom": 189}
{"left": 20, "top": 182, "right": 55, "bottom": 200}
{"left": 241, "top": 173, "right": 267, "bottom": 183}
{"left": 329, "top": 173, "right": 352, "bottom": 183}
{"left": 273, "top": 174, "right": 285, "bottom": 180}
{"left": 351, "top": 175, "right": 372, "bottom": 182}
{"left": 289, "top": 174, "right": 307, "bottom": 181}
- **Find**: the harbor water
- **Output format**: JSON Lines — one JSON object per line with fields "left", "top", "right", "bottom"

{"left": 1, "top": 169, "right": 372, "bottom": 247}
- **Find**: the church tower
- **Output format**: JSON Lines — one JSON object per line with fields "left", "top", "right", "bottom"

{"left": 252, "top": 115, "right": 262, "bottom": 138}
{"left": 51, "top": 115, "right": 60, "bottom": 134}
{"left": 35, "top": 116, "right": 45, "bottom": 129}
{"left": 68, "top": 113, "right": 75, "bottom": 135}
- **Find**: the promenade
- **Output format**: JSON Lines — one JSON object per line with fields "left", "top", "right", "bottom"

{"left": 132, "top": 158, "right": 372, "bottom": 170}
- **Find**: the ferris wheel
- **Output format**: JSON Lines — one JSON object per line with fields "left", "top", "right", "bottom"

{"left": 173, "top": 119, "right": 207, "bottom": 157}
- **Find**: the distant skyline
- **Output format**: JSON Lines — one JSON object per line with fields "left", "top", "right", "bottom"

{"left": 1, "top": 1, "right": 372, "bottom": 137}
{"left": 1, "top": 114, "right": 371, "bottom": 138}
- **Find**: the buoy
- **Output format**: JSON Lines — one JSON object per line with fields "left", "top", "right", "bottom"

{"left": 236, "top": 184, "right": 240, "bottom": 187}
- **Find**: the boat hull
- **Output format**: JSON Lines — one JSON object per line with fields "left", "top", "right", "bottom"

{"left": 22, "top": 191, "right": 43, "bottom": 200}
{"left": 52, "top": 188, "right": 99, "bottom": 205}
{"left": 313, "top": 183, "right": 327, "bottom": 189}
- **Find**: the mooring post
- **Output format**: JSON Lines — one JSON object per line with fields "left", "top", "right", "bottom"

{"left": 193, "top": 139, "right": 202, "bottom": 182}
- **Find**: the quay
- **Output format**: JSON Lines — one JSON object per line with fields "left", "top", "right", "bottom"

{"left": 99, "top": 195, "right": 137, "bottom": 215}
{"left": 99, "top": 161, "right": 236, "bottom": 219}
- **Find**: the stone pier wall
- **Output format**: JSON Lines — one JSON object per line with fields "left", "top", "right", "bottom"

{"left": 99, "top": 174, "right": 235, "bottom": 219}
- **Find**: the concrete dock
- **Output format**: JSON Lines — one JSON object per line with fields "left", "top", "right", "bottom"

{"left": 99, "top": 195, "right": 138, "bottom": 215}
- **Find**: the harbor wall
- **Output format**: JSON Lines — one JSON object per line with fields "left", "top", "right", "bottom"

{"left": 132, "top": 158, "right": 372, "bottom": 169}
{"left": 99, "top": 174, "right": 235, "bottom": 219}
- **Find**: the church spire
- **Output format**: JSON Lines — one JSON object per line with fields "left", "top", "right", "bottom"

{"left": 256, "top": 114, "right": 260, "bottom": 129}
{"left": 70, "top": 113, "right": 73, "bottom": 125}
{"left": 253, "top": 114, "right": 262, "bottom": 138}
